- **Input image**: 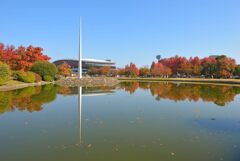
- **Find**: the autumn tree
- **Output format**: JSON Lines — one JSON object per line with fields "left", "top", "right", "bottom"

{"left": 178, "top": 61, "right": 192, "bottom": 75}
{"left": 215, "top": 55, "right": 236, "bottom": 78}
{"left": 150, "top": 62, "right": 172, "bottom": 77}
{"left": 117, "top": 68, "right": 126, "bottom": 76}
{"left": 160, "top": 55, "right": 187, "bottom": 75}
{"left": 57, "top": 62, "right": 71, "bottom": 77}
{"left": 150, "top": 62, "right": 156, "bottom": 76}
{"left": 150, "top": 62, "right": 162, "bottom": 76}
{"left": 17, "top": 46, "right": 50, "bottom": 71}
{"left": 99, "top": 66, "right": 111, "bottom": 75}
{"left": 0, "top": 44, "right": 19, "bottom": 70}
{"left": 109, "top": 69, "right": 118, "bottom": 77}
{"left": 162, "top": 65, "right": 172, "bottom": 77}
{"left": 125, "top": 63, "right": 139, "bottom": 77}
{"left": 190, "top": 56, "right": 202, "bottom": 75}
{"left": 201, "top": 57, "right": 217, "bottom": 77}
{"left": 0, "top": 42, "right": 50, "bottom": 71}
{"left": 139, "top": 66, "right": 150, "bottom": 77}
{"left": 158, "top": 55, "right": 237, "bottom": 78}
{"left": 88, "top": 67, "right": 99, "bottom": 75}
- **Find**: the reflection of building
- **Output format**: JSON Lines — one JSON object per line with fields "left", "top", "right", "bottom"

{"left": 53, "top": 59, "right": 116, "bottom": 74}
{"left": 57, "top": 86, "right": 115, "bottom": 96}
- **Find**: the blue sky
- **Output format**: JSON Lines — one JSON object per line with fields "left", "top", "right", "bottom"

{"left": 0, "top": 0, "right": 240, "bottom": 67}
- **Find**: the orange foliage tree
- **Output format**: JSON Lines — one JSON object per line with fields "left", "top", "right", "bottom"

{"left": 157, "top": 55, "right": 237, "bottom": 78}
{"left": 57, "top": 62, "right": 71, "bottom": 77}
{"left": 117, "top": 68, "right": 126, "bottom": 76}
{"left": 125, "top": 63, "right": 139, "bottom": 77}
{"left": 0, "top": 43, "right": 50, "bottom": 71}
{"left": 139, "top": 66, "right": 150, "bottom": 77}
{"left": 215, "top": 55, "right": 236, "bottom": 78}
{"left": 150, "top": 62, "right": 172, "bottom": 77}
{"left": 99, "top": 66, "right": 111, "bottom": 75}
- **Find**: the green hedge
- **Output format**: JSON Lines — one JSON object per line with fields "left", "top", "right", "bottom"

{"left": 31, "top": 62, "right": 58, "bottom": 79}
{"left": 43, "top": 75, "right": 53, "bottom": 82}
{"left": 0, "top": 62, "right": 11, "bottom": 85}
{"left": 16, "top": 71, "right": 35, "bottom": 83}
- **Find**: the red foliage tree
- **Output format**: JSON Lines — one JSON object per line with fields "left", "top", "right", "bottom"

{"left": 150, "top": 62, "right": 172, "bottom": 77}
{"left": 125, "top": 63, "right": 139, "bottom": 77}
{"left": 160, "top": 55, "right": 188, "bottom": 75}
{"left": 215, "top": 55, "right": 236, "bottom": 78}
{"left": 189, "top": 57, "right": 202, "bottom": 75}
{"left": 201, "top": 57, "right": 217, "bottom": 77}
{"left": 0, "top": 42, "right": 50, "bottom": 71}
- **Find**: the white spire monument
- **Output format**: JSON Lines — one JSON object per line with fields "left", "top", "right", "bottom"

{"left": 78, "top": 17, "right": 83, "bottom": 145}
{"left": 78, "top": 17, "right": 83, "bottom": 79}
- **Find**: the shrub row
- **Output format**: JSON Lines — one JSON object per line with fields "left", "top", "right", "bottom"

{"left": 0, "top": 62, "right": 57, "bottom": 85}
{"left": 15, "top": 71, "right": 35, "bottom": 83}
{"left": 14, "top": 71, "right": 43, "bottom": 83}
{"left": 43, "top": 75, "right": 54, "bottom": 82}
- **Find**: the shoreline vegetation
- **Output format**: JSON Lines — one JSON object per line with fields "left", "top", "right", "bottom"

{"left": 2, "top": 82, "right": 239, "bottom": 115}
{"left": 2, "top": 77, "right": 240, "bottom": 92}
{"left": 0, "top": 77, "right": 119, "bottom": 91}
{"left": 0, "top": 80, "right": 52, "bottom": 92}
{"left": 118, "top": 77, "right": 240, "bottom": 86}
{"left": 1, "top": 42, "right": 240, "bottom": 91}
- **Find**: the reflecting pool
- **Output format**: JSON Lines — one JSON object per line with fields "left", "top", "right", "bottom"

{"left": 0, "top": 82, "right": 240, "bottom": 161}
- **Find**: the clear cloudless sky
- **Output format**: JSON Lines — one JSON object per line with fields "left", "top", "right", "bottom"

{"left": 0, "top": 0, "right": 240, "bottom": 67}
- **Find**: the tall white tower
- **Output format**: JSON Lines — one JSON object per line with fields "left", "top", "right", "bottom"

{"left": 78, "top": 17, "right": 83, "bottom": 79}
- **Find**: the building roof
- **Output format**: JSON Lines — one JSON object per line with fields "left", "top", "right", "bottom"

{"left": 53, "top": 58, "right": 116, "bottom": 69}
{"left": 83, "top": 58, "right": 115, "bottom": 64}
{"left": 53, "top": 58, "right": 115, "bottom": 64}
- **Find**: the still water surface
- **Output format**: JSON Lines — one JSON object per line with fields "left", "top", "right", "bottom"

{"left": 0, "top": 82, "right": 240, "bottom": 161}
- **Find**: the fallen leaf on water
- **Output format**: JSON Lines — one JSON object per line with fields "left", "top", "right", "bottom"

{"left": 87, "top": 144, "right": 92, "bottom": 148}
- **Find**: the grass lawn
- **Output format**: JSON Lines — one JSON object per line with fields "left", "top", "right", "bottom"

{"left": 3, "top": 80, "right": 25, "bottom": 86}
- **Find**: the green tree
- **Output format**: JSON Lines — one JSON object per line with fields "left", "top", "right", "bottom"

{"left": 0, "top": 62, "right": 11, "bottom": 85}
{"left": 31, "top": 62, "right": 57, "bottom": 79}
{"left": 234, "top": 65, "right": 240, "bottom": 76}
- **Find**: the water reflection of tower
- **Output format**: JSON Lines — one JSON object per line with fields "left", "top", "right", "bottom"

{"left": 77, "top": 16, "right": 83, "bottom": 145}
{"left": 77, "top": 86, "right": 116, "bottom": 146}
{"left": 78, "top": 86, "right": 82, "bottom": 145}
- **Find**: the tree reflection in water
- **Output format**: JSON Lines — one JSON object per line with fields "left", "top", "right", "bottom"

{"left": 0, "top": 84, "right": 57, "bottom": 114}
{"left": 0, "top": 85, "right": 116, "bottom": 115}
{"left": 1, "top": 82, "right": 240, "bottom": 115}
{"left": 119, "top": 81, "right": 240, "bottom": 106}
